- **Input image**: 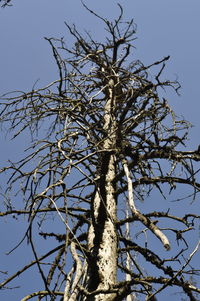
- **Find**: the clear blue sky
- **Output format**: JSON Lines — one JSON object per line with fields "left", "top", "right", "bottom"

{"left": 0, "top": 1, "right": 200, "bottom": 300}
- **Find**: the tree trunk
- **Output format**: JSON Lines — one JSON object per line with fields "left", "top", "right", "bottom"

{"left": 86, "top": 83, "right": 118, "bottom": 300}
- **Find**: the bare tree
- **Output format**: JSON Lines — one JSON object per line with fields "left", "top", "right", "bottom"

{"left": 1, "top": 4, "right": 200, "bottom": 301}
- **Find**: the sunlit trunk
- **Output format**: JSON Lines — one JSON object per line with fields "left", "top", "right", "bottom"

{"left": 86, "top": 83, "right": 118, "bottom": 300}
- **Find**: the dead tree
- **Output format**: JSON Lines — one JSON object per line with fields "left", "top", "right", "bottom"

{"left": 1, "top": 4, "right": 200, "bottom": 301}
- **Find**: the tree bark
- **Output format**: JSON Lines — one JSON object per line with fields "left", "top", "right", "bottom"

{"left": 86, "top": 83, "right": 118, "bottom": 300}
